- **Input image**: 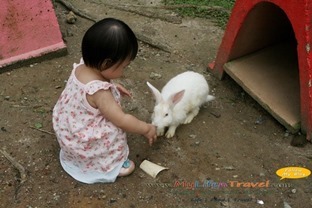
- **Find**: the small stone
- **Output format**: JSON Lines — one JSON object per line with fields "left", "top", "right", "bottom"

{"left": 256, "top": 199, "right": 264, "bottom": 205}
{"left": 224, "top": 166, "right": 235, "bottom": 171}
{"left": 149, "top": 72, "right": 162, "bottom": 79}
{"left": 284, "top": 201, "right": 292, "bottom": 208}
{"left": 4, "top": 96, "right": 10, "bottom": 100}
{"left": 189, "top": 134, "right": 196, "bottom": 139}
{"left": 220, "top": 201, "right": 229, "bottom": 207}
{"left": 255, "top": 116, "right": 265, "bottom": 124}
{"left": 110, "top": 198, "right": 117, "bottom": 203}
{"left": 66, "top": 11, "right": 77, "bottom": 24}
{"left": 66, "top": 29, "right": 74, "bottom": 37}
{"left": 291, "top": 189, "right": 296, "bottom": 194}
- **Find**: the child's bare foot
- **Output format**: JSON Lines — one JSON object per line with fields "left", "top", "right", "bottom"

{"left": 118, "top": 159, "right": 135, "bottom": 177}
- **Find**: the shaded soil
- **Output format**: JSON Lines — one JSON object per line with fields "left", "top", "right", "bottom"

{"left": 1, "top": 1, "right": 311, "bottom": 208}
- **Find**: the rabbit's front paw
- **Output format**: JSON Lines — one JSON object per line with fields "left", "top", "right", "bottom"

{"left": 165, "top": 126, "right": 177, "bottom": 138}
{"left": 157, "top": 128, "right": 165, "bottom": 136}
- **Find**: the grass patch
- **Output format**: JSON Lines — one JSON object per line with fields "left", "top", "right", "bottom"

{"left": 163, "top": 0, "right": 235, "bottom": 28}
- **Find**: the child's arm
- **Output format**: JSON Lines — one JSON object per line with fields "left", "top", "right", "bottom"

{"left": 88, "top": 89, "right": 157, "bottom": 145}
{"left": 115, "top": 83, "right": 132, "bottom": 98}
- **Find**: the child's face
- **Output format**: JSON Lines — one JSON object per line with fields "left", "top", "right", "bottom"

{"left": 101, "top": 59, "right": 131, "bottom": 80}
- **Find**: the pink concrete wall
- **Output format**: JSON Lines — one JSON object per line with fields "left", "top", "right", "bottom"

{"left": 0, "top": 0, "right": 66, "bottom": 68}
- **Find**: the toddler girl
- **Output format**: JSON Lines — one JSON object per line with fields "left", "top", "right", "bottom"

{"left": 52, "top": 18, "right": 157, "bottom": 184}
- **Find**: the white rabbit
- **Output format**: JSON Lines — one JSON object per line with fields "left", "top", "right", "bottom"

{"left": 147, "top": 71, "right": 215, "bottom": 138}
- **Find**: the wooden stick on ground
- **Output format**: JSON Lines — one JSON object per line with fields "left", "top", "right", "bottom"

{"left": 114, "top": 3, "right": 230, "bottom": 14}
{"left": 94, "top": 1, "right": 183, "bottom": 24}
{"left": 55, "top": 0, "right": 97, "bottom": 22}
{"left": 0, "top": 149, "right": 27, "bottom": 184}
{"left": 55, "top": 0, "right": 171, "bottom": 52}
{"left": 29, "top": 126, "right": 55, "bottom": 136}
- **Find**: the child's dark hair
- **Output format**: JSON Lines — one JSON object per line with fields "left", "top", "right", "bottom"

{"left": 81, "top": 18, "right": 138, "bottom": 71}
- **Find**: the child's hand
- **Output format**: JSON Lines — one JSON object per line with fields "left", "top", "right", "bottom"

{"left": 144, "top": 124, "right": 157, "bottom": 146}
{"left": 116, "top": 83, "right": 132, "bottom": 98}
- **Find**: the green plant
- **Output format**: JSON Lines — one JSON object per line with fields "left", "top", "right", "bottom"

{"left": 163, "top": 0, "right": 235, "bottom": 28}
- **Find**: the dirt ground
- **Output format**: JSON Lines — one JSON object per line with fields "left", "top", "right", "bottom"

{"left": 1, "top": 0, "right": 312, "bottom": 208}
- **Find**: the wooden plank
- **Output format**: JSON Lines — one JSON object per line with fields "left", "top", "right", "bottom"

{"left": 224, "top": 43, "right": 300, "bottom": 132}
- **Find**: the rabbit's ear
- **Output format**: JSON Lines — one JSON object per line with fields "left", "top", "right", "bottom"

{"left": 169, "top": 90, "right": 185, "bottom": 107}
{"left": 147, "top": 82, "right": 163, "bottom": 104}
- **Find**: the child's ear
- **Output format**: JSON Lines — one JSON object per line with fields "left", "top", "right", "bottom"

{"left": 100, "top": 59, "right": 113, "bottom": 71}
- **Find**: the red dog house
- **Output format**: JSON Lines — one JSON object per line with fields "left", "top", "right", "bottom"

{"left": 0, "top": 0, "right": 66, "bottom": 71}
{"left": 209, "top": 0, "right": 312, "bottom": 141}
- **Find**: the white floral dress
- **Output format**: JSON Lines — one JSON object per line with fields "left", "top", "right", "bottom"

{"left": 52, "top": 59, "right": 129, "bottom": 184}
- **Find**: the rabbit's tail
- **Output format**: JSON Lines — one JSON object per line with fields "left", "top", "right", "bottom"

{"left": 206, "top": 95, "right": 215, "bottom": 102}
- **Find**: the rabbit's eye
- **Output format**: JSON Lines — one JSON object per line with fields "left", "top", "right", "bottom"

{"left": 165, "top": 113, "right": 168, "bottom": 117}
